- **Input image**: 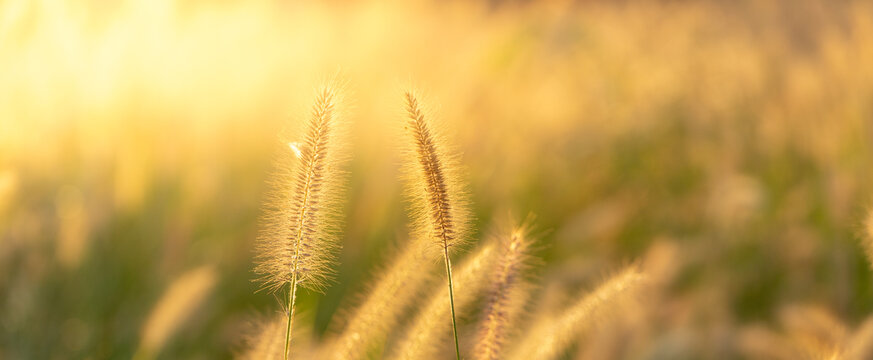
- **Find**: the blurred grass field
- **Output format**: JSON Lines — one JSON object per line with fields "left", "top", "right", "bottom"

{"left": 2, "top": 0, "right": 873, "bottom": 358}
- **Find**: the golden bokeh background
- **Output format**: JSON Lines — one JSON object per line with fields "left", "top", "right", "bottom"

{"left": 2, "top": 0, "right": 873, "bottom": 358}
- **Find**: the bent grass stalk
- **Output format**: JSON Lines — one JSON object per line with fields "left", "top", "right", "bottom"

{"left": 391, "top": 244, "right": 497, "bottom": 360}
{"left": 444, "top": 249, "right": 460, "bottom": 360}
{"left": 402, "top": 91, "right": 470, "bottom": 359}
{"left": 255, "top": 82, "right": 346, "bottom": 360}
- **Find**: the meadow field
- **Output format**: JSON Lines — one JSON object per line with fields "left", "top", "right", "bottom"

{"left": 2, "top": 0, "right": 873, "bottom": 359}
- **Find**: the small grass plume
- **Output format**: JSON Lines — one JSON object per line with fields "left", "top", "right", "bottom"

{"left": 509, "top": 265, "right": 647, "bottom": 360}
{"left": 240, "top": 316, "right": 286, "bottom": 360}
{"left": 134, "top": 266, "right": 217, "bottom": 360}
{"left": 323, "top": 239, "right": 436, "bottom": 360}
{"left": 401, "top": 90, "right": 471, "bottom": 359}
{"left": 474, "top": 220, "right": 536, "bottom": 360}
{"left": 390, "top": 244, "right": 497, "bottom": 360}
{"left": 254, "top": 79, "right": 348, "bottom": 360}
{"left": 241, "top": 313, "right": 319, "bottom": 360}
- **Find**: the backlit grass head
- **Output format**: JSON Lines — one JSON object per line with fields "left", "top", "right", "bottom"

{"left": 255, "top": 80, "right": 348, "bottom": 294}
{"left": 253, "top": 79, "right": 349, "bottom": 359}
{"left": 401, "top": 90, "right": 471, "bottom": 258}
{"left": 474, "top": 219, "right": 537, "bottom": 360}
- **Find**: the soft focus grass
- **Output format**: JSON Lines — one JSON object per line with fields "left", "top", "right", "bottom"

{"left": 2, "top": 0, "right": 873, "bottom": 358}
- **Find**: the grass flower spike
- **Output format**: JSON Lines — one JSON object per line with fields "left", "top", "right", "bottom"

{"left": 401, "top": 90, "right": 471, "bottom": 359}
{"left": 255, "top": 80, "right": 348, "bottom": 359}
{"left": 474, "top": 221, "right": 536, "bottom": 360}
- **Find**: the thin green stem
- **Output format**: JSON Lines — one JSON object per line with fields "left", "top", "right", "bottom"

{"left": 444, "top": 247, "right": 461, "bottom": 360}
{"left": 284, "top": 110, "right": 319, "bottom": 360}
{"left": 284, "top": 273, "right": 298, "bottom": 360}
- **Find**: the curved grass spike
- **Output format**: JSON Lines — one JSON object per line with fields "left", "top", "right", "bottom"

{"left": 134, "top": 266, "right": 217, "bottom": 360}
{"left": 324, "top": 239, "right": 436, "bottom": 360}
{"left": 402, "top": 91, "right": 470, "bottom": 360}
{"left": 509, "top": 265, "right": 648, "bottom": 360}
{"left": 474, "top": 222, "right": 535, "bottom": 360}
{"left": 255, "top": 81, "right": 346, "bottom": 360}
{"left": 390, "top": 244, "right": 498, "bottom": 360}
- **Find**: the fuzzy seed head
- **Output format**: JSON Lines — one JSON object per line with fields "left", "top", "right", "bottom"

{"left": 255, "top": 83, "right": 347, "bottom": 294}
{"left": 401, "top": 91, "right": 470, "bottom": 258}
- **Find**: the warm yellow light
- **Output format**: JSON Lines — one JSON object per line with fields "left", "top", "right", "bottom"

{"left": 288, "top": 142, "right": 303, "bottom": 159}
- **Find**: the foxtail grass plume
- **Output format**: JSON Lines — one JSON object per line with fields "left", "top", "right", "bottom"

{"left": 255, "top": 80, "right": 348, "bottom": 359}
{"left": 474, "top": 222, "right": 536, "bottom": 360}
{"left": 401, "top": 90, "right": 471, "bottom": 359}
{"left": 324, "top": 239, "right": 436, "bottom": 360}
{"left": 134, "top": 266, "right": 217, "bottom": 360}
{"left": 390, "top": 244, "right": 497, "bottom": 360}
{"left": 509, "top": 265, "right": 647, "bottom": 360}
{"left": 401, "top": 91, "right": 470, "bottom": 255}
{"left": 241, "top": 316, "right": 286, "bottom": 360}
